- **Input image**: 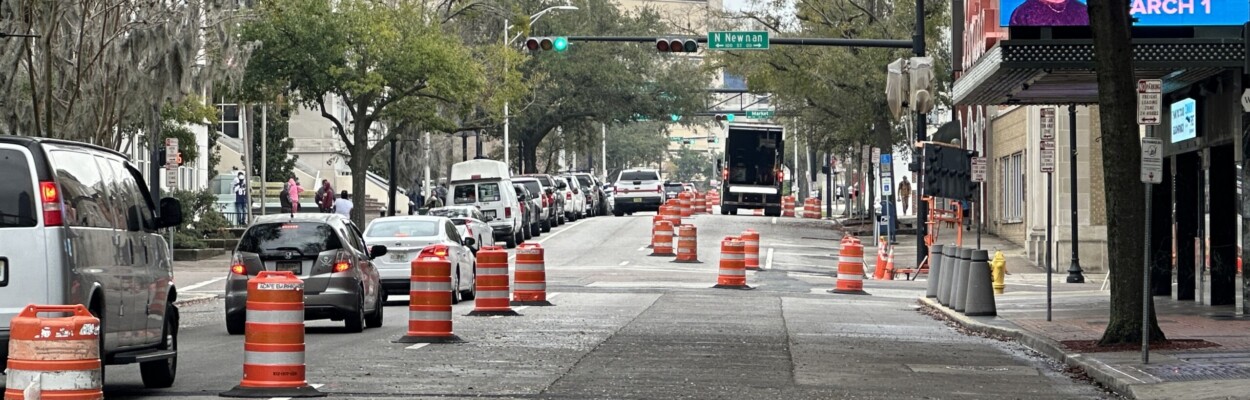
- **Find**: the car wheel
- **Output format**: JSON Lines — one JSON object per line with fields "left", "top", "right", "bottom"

{"left": 450, "top": 273, "right": 462, "bottom": 305}
{"left": 504, "top": 232, "right": 518, "bottom": 249}
{"left": 522, "top": 224, "right": 532, "bottom": 240}
{"left": 531, "top": 222, "right": 541, "bottom": 237}
{"left": 140, "top": 303, "right": 178, "bottom": 388}
{"left": 462, "top": 265, "right": 477, "bottom": 300}
{"left": 365, "top": 290, "right": 384, "bottom": 328}
{"left": 345, "top": 291, "right": 365, "bottom": 333}
{"left": 541, "top": 218, "right": 551, "bottom": 232}
{"left": 89, "top": 301, "right": 107, "bottom": 384}
{"left": 613, "top": 208, "right": 625, "bottom": 217}
{"left": 226, "top": 310, "right": 245, "bottom": 335}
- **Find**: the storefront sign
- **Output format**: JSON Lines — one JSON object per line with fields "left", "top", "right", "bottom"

{"left": 1171, "top": 98, "right": 1196, "bottom": 143}
{"left": 1000, "top": 0, "right": 1249, "bottom": 27}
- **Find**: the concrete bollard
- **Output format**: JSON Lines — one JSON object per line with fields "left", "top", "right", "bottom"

{"left": 964, "top": 250, "right": 997, "bottom": 316}
{"left": 952, "top": 248, "right": 973, "bottom": 313}
{"left": 926, "top": 244, "right": 945, "bottom": 298}
{"left": 937, "top": 246, "right": 958, "bottom": 306}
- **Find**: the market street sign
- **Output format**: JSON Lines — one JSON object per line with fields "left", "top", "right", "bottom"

{"left": 746, "top": 110, "right": 775, "bottom": 119}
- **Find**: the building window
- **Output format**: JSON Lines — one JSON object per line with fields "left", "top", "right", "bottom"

{"left": 218, "top": 103, "right": 240, "bottom": 138}
{"left": 1001, "top": 152, "right": 1024, "bottom": 223}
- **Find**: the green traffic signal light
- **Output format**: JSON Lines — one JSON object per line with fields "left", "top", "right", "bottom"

{"left": 670, "top": 114, "right": 681, "bottom": 121}
{"left": 553, "top": 37, "right": 568, "bottom": 52}
{"left": 726, "top": 113, "right": 735, "bottom": 121}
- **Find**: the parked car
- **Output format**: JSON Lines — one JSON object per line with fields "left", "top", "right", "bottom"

{"left": 512, "top": 183, "right": 539, "bottom": 240}
{"left": 520, "top": 173, "right": 564, "bottom": 227}
{"left": 614, "top": 169, "right": 666, "bottom": 216}
{"left": 663, "top": 181, "right": 685, "bottom": 199}
{"left": 602, "top": 184, "right": 616, "bottom": 214}
{"left": 0, "top": 136, "right": 185, "bottom": 388}
{"left": 565, "top": 172, "right": 604, "bottom": 217}
{"left": 513, "top": 177, "right": 552, "bottom": 234}
{"left": 428, "top": 206, "right": 492, "bottom": 253}
{"left": 447, "top": 160, "right": 523, "bottom": 248}
{"left": 554, "top": 176, "right": 582, "bottom": 222}
{"left": 363, "top": 216, "right": 476, "bottom": 304}
{"left": 559, "top": 176, "right": 588, "bottom": 221}
{"left": 226, "top": 214, "right": 387, "bottom": 334}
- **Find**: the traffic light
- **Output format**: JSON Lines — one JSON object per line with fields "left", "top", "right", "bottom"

{"left": 923, "top": 144, "right": 942, "bottom": 197}
{"left": 656, "top": 38, "right": 698, "bottom": 53}
{"left": 525, "top": 37, "right": 569, "bottom": 52}
{"left": 713, "top": 114, "right": 735, "bottom": 122}
{"left": 707, "top": 136, "right": 716, "bottom": 143}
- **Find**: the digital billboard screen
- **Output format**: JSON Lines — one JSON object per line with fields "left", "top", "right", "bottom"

{"left": 1171, "top": 98, "right": 1196, "bottom": 144}
{"left": 1000, "top": 0, "right": 1250, "bottom": 27}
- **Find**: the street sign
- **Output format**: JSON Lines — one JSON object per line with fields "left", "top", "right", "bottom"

{"left": 880, "top": 153, "right": 892, "bottom": 165}
{"left": 1242, "top": 89, "right": 1250, "bottom": 113}
{"left": 1040, "top": 108, "right": 1056, "bottom": 140}
{"left": 1040, "top": 139, "right": 1056, "bottom": 173}
{"left": 668, "top": 137, "right": 683, "bottom": 143}
{"left": 746, "top": 110, "right": 775, "bottom": 119}
{"left": 882, "top": 182, "right": 893, "bottom": 195}
{"left": 164, "top": 138, "right": 178, "bottom": 167}
{"left": 707, "top": 31, "right": 769, "bottom": 50}
{"left": 1141, "top": 137, "right": 1163, "bottom": 183}
{"left": 166, "top": 168, "right": 178, "bottom": 188}
{"left": 871, "top": 147, "right": 881, "bottom": 164}
{"left": 1137, "top": 79, "right": 1162, "bottom": 125}
{"left": 971, "top": 157, "right": 987, "bottom": 182}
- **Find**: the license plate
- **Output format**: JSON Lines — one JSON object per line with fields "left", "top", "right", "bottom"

{"left": 483, "top": 210, "right": 497, "bottom": 219}
{"left": 389, "top": 252, "right": 408, "bottom": 263}
{"left": 633, "top": 198, "right": 642, "bottom": 203}
{"left": 275, "top": 261, "right": 301, "bottom": 275}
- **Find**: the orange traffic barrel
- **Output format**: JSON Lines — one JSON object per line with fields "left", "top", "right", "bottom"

{"left": 873, "top": 238, "right": 888, "bottom": 280}
{"left": 468, "top": 246, "right": 518, "bottom": 316}
{"left": 673, "top": 225, "right": 700, "bottom": 263}
{"left": 513, "top": 243, "right": 552, "bottom": 306}
{"left": 662, "top": 203, "right": 682, "bottom": 228}
{"left": 222, "top": 271, "right": 325, "bottom": 398}
{"left": 678, "top": 192, "right": 693, "bottom": 218}
{"left": 713, "top": 236, "right": 752, "bottom": 289}
{"left": 692, "top": 193, "right": 706, "bottom": 215}
{"left": 830, "top": 239, "right": 869, "bottom": 295}
{"left": 782, "top": 196, "right": 796, "bottom": 217}
{"left": 648, "top": 214, "right": 665, "bottom": 248}
{"left": 741, "top": 229, "right": 761, "bottom": 270}
{"left": 5, "top": 304, "right": 103, "bottom": 400}
{"left": 650, "top": 220, "right": 676, "bottom": 256}
{"left": 395, "top": 246, "right": 463, "bottom": 343}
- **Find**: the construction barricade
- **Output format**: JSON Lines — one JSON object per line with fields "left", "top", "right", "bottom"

{"left": 513, "top": 243, "right": 552, "bottom": 306}
{"left": 873, "top": 238, "right": 888, "bottom": 280}
{"left": 713, "top": 237, "right": 751, "bottom": 289}
{"left": 742, "top": 229, "right": 761, "bottom": 270}
{"left": 468, "top": 246, "right": 518, "bottom": 316}
{"left": 692, "top": 193, "right": 706, "bottom": 215}
{"left": 678, "top": 192, "right": 693, "bottom": 218}
{"left": 830, "top": 238, "right": 869, "bottom": 295}
{"left": 650, "top": 220, "right": 676, "bottom": 256}
{"left": 396, "top": 247, "right": 462, "bottom": 344}
{"left": 648, "top": 214, "right": 664, "bottom": 248}
{"left": 5, "top": 304, "right": 103, "bottom": 400}
{"left": 674, "top": 225, "right": 700, "bottom": 263}
{"left": 781, "top": 196, "right": 796, "bottom": 217}
{"left": 222, "top": 271, "right": 324, "bottom": 397}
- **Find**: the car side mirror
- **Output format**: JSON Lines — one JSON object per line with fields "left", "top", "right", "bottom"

{"left": 154, "top": 198, "right": 183, "bottom": 229}
{"left": 369, "top": 245, "right": 388, "bottom": 259}
{"left": 462, "top": 237, "right": 476, "bottom": 247}
{"left": 545, "top": 188, "right": 554, "bottom": 195}
{"left": 573, "top": 188, "right": 580, "bottom": 194}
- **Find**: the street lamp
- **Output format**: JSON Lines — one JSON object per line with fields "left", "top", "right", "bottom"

{"left": 503, "top": 5, "right": 578, "bottom": 170}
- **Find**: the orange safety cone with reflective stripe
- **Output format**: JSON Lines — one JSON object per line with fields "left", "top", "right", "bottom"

{"left": 830, "top": 239, "right": 870, "bottom": 295}
{"left": 222, "top": 271, "right": 325, "bottom": 398}
{"left": 742, "top": 229, "right": 761, "bottom": 270}
{"left": 5, "top": 304, "right": 103, "bottom": 400}
{"left": 395, "top": 246, "right": 463, "bottom": 344}
{"left": 883, "top": 246, "right": 896, "bottom": 281}
{"left": 512, "top": 243, "right": 553, "bottom": 306}
{"left": 468, "top": 246, "right": 518, "bottom": 316}
{"left": 873, "top": 238, "right": 888, "bottom": 280}
{"left": 713, "top": 236, "right": 752, "bottom": 289}
{"left": 673, "top": 225, "right": 700, "bottom": 263}
{"left": 650, "top": 220, "right": 676, "bottom": 256}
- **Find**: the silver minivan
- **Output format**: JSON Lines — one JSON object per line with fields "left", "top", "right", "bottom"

{"left": 0, "top": 137, "right": 185, "bottom": 388}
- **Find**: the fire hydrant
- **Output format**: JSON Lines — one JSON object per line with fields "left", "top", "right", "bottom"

{"left": 991, "top": 251, "right": 1007, "bottom": 295}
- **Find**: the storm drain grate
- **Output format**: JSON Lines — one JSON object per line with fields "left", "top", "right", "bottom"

{"left": 1143, "top": 364, "right": 1250, "bottom": 382}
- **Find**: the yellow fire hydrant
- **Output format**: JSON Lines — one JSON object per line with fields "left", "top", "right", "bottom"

{"left": 991, "top": 251, "right": 1007, "bottom": 295}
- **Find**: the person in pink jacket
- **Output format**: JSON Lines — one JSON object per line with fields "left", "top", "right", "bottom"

{"left": 287, "top": 177, "right": 303, "bottom": 213}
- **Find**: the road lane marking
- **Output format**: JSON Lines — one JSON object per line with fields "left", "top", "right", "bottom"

{"left": 514, "top": 306, "right": 529, "bottom": 312}
{"left": 765, "top": 248, "right": 774, "bottom": 270}
{"left": 772, "top": 217, "right": 777, "bottom": 224}
{"left": 637, "top": 245, "right": 647, "bottom": 251}
{"left": 271, "top": 384, "right": 323, "bottom": 399}
{"left": 508, "top": 220, "right": 588, "bottom": 261}
{"left": 405, "top": 343, "right": 429, "bottom": 350}
{"left": 182, "top": 276, "right": 226, "bottom": 292}
{"left": 619, "top": 261, "right": 629, "bottom": 266}
{"left": 548, "top": 292, "right": 561, "bottom": 299}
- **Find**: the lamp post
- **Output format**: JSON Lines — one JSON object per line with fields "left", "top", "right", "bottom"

{"left": 503, "top": 5, "right": 578, "bottom": 169}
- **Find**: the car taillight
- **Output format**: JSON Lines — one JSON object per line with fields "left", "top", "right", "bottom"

{"left": 420, "top": 244, "right": 449, "bottom": 258}
{"left": 333, "top": 251, "right": 351, "bottom": 273}
{"left": 776, "top": 170, "right": 784, "bottom": 182}
{"left": 229, "top": 253, "right": 246, "bottom": 275}
{"left": 505, "top": 207, "right": 512, "bottom": 218}
{"left": 722, "top": 169, "right": 728, "bottom": 180}
{"left": 566, "top": 192, "right": 572, "bottom": 200}
{"left": 39, "top": 181, "right": 63, "bottom": 226}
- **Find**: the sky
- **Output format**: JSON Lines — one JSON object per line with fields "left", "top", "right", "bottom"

{"left": 722, "top": 0, "right": 751, "bottom": 11}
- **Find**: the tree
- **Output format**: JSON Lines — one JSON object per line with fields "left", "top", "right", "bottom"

{"left": 671, "top": 144, "right": 712, "bottom": 183}
{"left": 248, "top": 105, "right": 296, "bottom": 182}
{"left": 1088, "top": 0, "right": 1165, "bottom": 345}
{"left": 240, "top": 0, "right": 485, "bottom": 226}
{"left": 606, "top": 121, "right": 669, "bottom": 174}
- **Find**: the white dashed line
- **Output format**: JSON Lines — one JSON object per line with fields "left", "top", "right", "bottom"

{"left": 637, "top": 245, "right": 648, "bottom": 251}
{"left": 405, "top": 343, "right": 429, "bottom": 350}
{"left": 772, "top": 217, "right": 777, "bottom": 224}
{"left": 765, "top": 248, "right": 774, "bottom": 270}
{"left": 514, "top": 306, "right": 529, "bottom": 312}
{"left": 548, "top": 292, "right": 561, "bottom": 299}
{"left": 182, "top": 276, "right": 226, "bottom": 292}
{"left": 619, "top": 261, "right": 630, "bottom": 266}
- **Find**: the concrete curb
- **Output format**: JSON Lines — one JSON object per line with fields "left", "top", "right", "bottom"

{"left": 174, "top": 294, "right": 218, "bottom": 308}
{"left": 918, "top": 297, "right": 1142, "bottom": 399}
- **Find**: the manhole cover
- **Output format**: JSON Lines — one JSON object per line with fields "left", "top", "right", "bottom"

{"left": 1143, "top": 364, "right": 1250, "bottom": 382}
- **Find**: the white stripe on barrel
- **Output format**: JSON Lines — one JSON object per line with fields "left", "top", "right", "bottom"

{"left": 839, "top": 257, "right": 864, "bottom": 264}
{"left": 718, "top": 269, "right": 746, "bottom": 276}
{"left": 244, "top": 351, "right": 305, "bottom": 366}
{"left": 245, "top": 310, "right": 303, "bottom": 324}
{"left": 409, "top": 310, "right": 453, "bottom": 321}
{"left": 410, "top": 281, "right": 452, "bottom": 292}
{"left": 516, "top": 264, "right": 545, "bottom": 271}
{"left": 478, "top": 267, "right": 508, "bottom": 275}
{"left": 720, "top": 253, "right": 745, "bottom": 260}
{"left": 477, "top": 290, "right": 508, "bottom": 299}
{"left": 5, "top": 369, "right": 101, "bottom": 391}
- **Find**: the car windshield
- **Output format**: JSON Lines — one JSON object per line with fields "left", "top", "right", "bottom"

{"left": 575, "top": 175, "right": 593, "bottom": 188}
{"left": 238, "top": 222, "right": 342, "bottom": 255}
{"left": 519, "top": 181, "right": 543, "bottom": 196}
{"left": 450, "top": 218, "right": 469, "bottom": 226}
{"left": 365, "top": 220, "right": 440, "bottom": 238}
{"left": 531, "top": 175, "right": 553, "bottom": 187}
{"left": 619, "top": 171, "right": 659, "bottom": 181}
{"left": 0, "top": 149, "right": 37, "bottom": 228}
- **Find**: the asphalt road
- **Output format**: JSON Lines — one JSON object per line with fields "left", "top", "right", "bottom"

{"left": 101, "top": 212, "right": 1115, "bottom": 399}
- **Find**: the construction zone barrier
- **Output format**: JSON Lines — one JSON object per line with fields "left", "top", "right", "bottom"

{"left": 925, "top": 244, "right": 945, "bottom": 298}
{"left": 830, "top": 238, "right": 869, "bottom": 295}
{"left": 5, "top": 304, "right": 103, "bottom": 400}
{"left": 883, "top": 247, "right": 896, "bottom": 280}
{"left": 704, "top": 192, "right": 714, "bottom": 213}
{"left": 674, "top": 225, "right": 701, "bottom": 263}
{"left": 512, "top": 243, "right": 552, "bottom": 306}
{"left": 649, "top": 214, "right": 664, "bottom": 248}
{"left": 781, "top": 196, "right": 796, "bottom": 217}
{"left": 678, "top": 192, "right": 694, "bottom": 218}
{"left": 222, "top": 271, "right": 324, "bottom": 398}
{"left": 803, "top": 198, "right": 821, "bottom": 219}
{"left": 692, "top": 193, "right": 706, "bottom": 215}
{"left": 662, "top": 202, "right": 682, "bottom": 228}
{"left": 742, "top": 229, "right": 761, "bottom": 270}
{"left": 964, "top": 250, "right": 997, "bottom": 316}
{"left": 873, "top": 238, "right": 888, "bottom": 280}
{"left": 713, "top": 237, "right": 751, "bottom": 289}
{"left": 650, "top": 220, "right": 676, "bottom": 256}
{"left": 395, "top": 247, "right": 463, "bottom": 344}
{"left": 468, "top": 246, "right": 518, "bottom": 316}
{"left": 952, "top": 247, "right": 974, "bottom": 313}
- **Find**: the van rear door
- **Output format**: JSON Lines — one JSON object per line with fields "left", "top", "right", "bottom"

{"left": 0, "top": 145, "right": 50, "bottom": 332}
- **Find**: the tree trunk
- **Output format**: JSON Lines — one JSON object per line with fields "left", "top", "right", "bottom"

{"left": 1088, "top": 0, "right": 1167, "bottom": 345}
{"left": 351, "top": 134, "right": 371, "bottom": 228}
{"left": 522, "top": 137, "right": 540, "bottom": 174}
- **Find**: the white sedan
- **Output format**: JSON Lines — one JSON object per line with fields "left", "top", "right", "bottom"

{"left": 363, "top": 216, "right": 478, "bottom": 304}
{"left": 429, "top": 206, "right": 493, "bottom": 252}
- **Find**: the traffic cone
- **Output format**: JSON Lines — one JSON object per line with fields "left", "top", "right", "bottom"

{"left": 222, "top": 272, "right": 325, "bottom": 397}
{"left": 396, "top": 247, "right": 463, "bottom": 343}
{"left": 883, "top": 246, "right": 896, "bottom": 280}
{"left": 830, "top": 238, "right": 869, "bottom": 295}
{"left": 512, "top": 243, "right": 552, "bottom": 306}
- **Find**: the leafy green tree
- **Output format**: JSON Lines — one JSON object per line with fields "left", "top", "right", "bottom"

{"left": 248, "top": 105, "right": 297, "bottom": 183}
{"left": 240, "top": 0, "right": 485, "bottom": 225}
{"left": 671, "top": 144, "right": 712, "bottom": 183}
{"left": 606, "top": 122, "right": 669, "bottom": 174}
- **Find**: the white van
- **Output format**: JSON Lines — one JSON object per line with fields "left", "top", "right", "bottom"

{"left": 446, "top": 160, "right": 523, "bottom": 248}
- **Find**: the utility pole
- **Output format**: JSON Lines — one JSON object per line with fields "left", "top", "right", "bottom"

{"left": 913, "top": 0, "right": 930, "bottom": 266}
{"left": 388, "top": 134, "right": 398, "bottom": 216}
{"left": 260, "top": 105, "right": 267, "bottom": 217}
{"left": 1067, "top": 104, "right": 1086, "bottom": 282}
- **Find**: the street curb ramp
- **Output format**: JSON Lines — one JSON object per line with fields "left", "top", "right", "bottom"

{"left": 918, "top": 297, "right": 1142, "bottom": 399}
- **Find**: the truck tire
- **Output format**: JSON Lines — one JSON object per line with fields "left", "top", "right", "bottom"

{"left": 765, "top": 207, "right": 781, "bottom": 217}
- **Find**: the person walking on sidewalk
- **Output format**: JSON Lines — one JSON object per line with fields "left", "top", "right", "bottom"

{"left": 897, "top": 176, "right": 911, "bottom": 215}
{"left": 333, "top": 191, "right": 354, "bottom": 218}
{"left": 316, "top": 179, "right": 335, "bottom": 213}
{"left": 232, "top": 171, "right": 249, "bottom": 225}
{"left": 287, "top": 176, "right": 303, "bottom": 213}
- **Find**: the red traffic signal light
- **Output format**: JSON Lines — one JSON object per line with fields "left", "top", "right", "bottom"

{"left": 656, "top": 38, "right": 698, "bottom": 53}
{"left": 656, "top": 39, "right": 670, "bottom": 52}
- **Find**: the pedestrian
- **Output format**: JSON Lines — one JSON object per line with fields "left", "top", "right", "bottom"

{"left": 232, "top": 171, "right": 248, "bottom": 225}
{"left": 316, "top": 179, "right": 335, "bottom": 213}
{"left": 433, "top": 181, "right": 448, "bottom": 204}
{"left": 333, "top": 190, "right": 354, "bottom": 218}
{"left": 408, "top": 183, "right": 423, "bottom": 215}
{"left": 287, "top": 176, "right": 303, "bottom": 213}
{"left": 897, "top": 176, "right": 912, "bottom": 215}
{"left": 279, "top": 182, "right": 292, "bottom": 213}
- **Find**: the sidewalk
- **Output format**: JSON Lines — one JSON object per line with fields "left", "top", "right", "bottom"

{"left": 849, "top": 220, "right": 1250, "bottom": 399}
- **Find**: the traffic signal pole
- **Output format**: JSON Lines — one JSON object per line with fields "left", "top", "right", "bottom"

{"left": 564, "top": 36, "right": 912, "bottom": 48}
{"left": 913, "top": 0, "right": 929, "bottom": 270}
